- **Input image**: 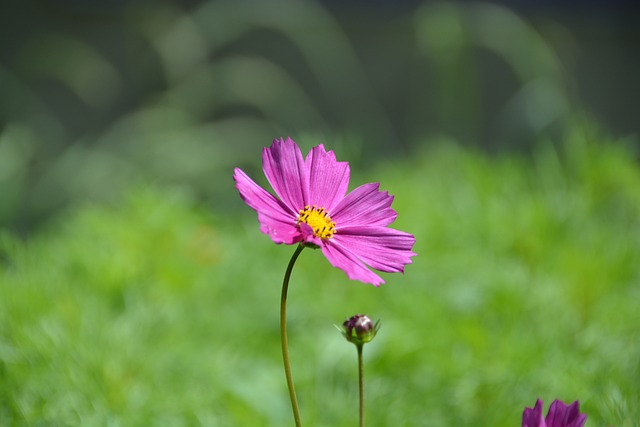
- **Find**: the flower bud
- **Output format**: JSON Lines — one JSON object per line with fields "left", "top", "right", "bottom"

{"left": 340, "top": 314, "right": 380, "bottom": 346}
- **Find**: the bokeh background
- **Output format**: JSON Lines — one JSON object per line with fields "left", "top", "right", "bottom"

{"left": 1, "top": 0, "right": 639, "bottom": 426}
{"left": 2, "top": 0, "right": 639, "bottom": 231}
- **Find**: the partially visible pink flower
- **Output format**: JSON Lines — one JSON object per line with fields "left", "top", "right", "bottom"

{"left": 233, "top": 137, "right": 416, "bottom": 286}
{"left": 523, "top": 399, "right": 587, "bottom": 427}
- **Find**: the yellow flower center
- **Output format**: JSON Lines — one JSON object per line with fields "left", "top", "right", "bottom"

{"left": 298, "top": 205, "right": 336, "bottom": 239}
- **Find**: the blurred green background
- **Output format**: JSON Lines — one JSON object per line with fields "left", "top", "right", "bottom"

{"left": 1, "top": 0, "right": 639, "bottom": 426}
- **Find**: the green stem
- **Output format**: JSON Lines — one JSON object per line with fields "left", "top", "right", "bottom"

{"left": 357, "top": 343, "right": 365, "bottom": 427}
{"left": 281, "top": 244, "right": 305, "bottom": 427}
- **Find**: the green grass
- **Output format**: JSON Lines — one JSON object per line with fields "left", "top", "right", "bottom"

{"left": 1, "top": 133, "right": 639, "bottom": 426}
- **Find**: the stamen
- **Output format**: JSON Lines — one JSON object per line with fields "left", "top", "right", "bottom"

{"left": 297, "top": 205, "right": 336, "bottom": 239}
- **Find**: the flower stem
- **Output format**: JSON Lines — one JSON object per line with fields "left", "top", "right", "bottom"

{"left": 281, "top": 244, "right": 305, "bottom": 427}
{"left": 357, "top": 343, "right": 365, "bottom": 427}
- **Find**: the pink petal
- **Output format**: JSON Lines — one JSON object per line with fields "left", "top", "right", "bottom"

{"left": 332, "top": 226, "right": 416, "bottom": 273}
{"left": 305, "top": 144, "right": 350, "bottom": 211}
{"left": 234, "top": 167, "right": 300, "bottom": 244}
{"left": 262, "top": 137, "right": 308, "bottom": 212}
{"left": 546, "top": 400, "right": 586, "bottom": 427}
{"left": 299, "top": 222, "right": 322, "bottom": 246}
{"left": 257, "top": 213, "right": 302, "bottom": 245}
{"left": 522, "top": 399, "right": 545, "bottom": 427}
{"left": 321, "top": 241, "right": 386, "bottom": 286}
{"left": 331, "top": 183, "right": 398, "bottom": 227}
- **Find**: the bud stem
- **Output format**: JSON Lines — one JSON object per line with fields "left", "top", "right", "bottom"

{"left": 357, "top": 343, "right": 365, "bottom": 427}
{"left": 280, "top": 244, "right": 305, "bottom": 427}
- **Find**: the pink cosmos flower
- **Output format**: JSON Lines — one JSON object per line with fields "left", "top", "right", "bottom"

{"left": 233, "top": 137, "right": 416, "bottom": 286}
{"left": 522, "top": 399, "right": 587, "bottom": 427}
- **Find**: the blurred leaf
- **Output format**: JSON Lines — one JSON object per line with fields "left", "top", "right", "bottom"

{"left": 415, "top": 1, "right": 571, "bottom": 144}
{"left": 16, "top": 33, "right": 122, "bottom": 108}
